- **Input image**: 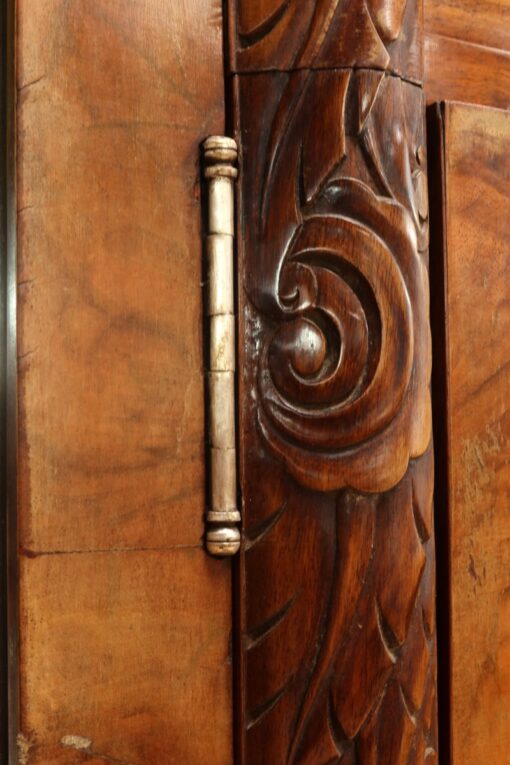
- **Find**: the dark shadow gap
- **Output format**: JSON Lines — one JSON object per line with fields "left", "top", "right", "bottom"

{"left": 1, "top": 0, "right": 18, "bottom": 760}
{"left": 427, "top": 102, "right": 451, "bottom": 765}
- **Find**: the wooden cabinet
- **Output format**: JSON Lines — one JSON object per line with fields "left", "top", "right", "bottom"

{"left": 0, "top": 1, "right": 509, "bottom": 763}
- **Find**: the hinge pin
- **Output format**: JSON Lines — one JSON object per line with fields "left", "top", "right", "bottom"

{"left": 202, "top": 136, "right": 240, "bottom": 556}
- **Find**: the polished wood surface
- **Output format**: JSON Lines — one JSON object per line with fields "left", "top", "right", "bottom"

{"left": 228, "top": 0, "right": 424, "bottom": 81}
{"left": 424, "top": 0, "right": 510, "bottom": 108}
{"left": 16, "top": 1, "right": 232, "bottom": 762}
{"left": 19, "top": 552, "right": 231, "bottom": 764}
{"left": 430, "top": 102, "right": 510, "bottom": 765}
{"left": 424, "top": 34, "right": 510, "bottom": 110}
{"left": 425, "top": 0, "right": 510, "bottom": 51}
{"left": 232, "top": 1, "right": 437, "bottom": 762}
{"left": 11, "top": 1, "right": 510, "bottom": 761}
{"left": 0, "top": 1, "right": 15, "bottom": 760}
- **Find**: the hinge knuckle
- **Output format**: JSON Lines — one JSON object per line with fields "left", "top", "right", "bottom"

{"left": 202, "top": 136, "right": 240, "bottom": 557}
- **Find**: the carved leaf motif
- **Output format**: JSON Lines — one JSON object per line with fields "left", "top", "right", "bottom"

{"left": 288, "top": 451, "right": 437, "bottom": 762}
{"left": 235, "top": 11, "right": 436, "bottom": 763}
{"left": 357, "top": 72, "right": 429, "bottom": 250}
{"left": 367, "top": 0, "right": 409, "bottom": 42}
{"left": 302, "top": 70, "right": 350, "bottom": 203}
{"left": 252, "top": 71, "right": 431, "bottom": 493}
{"left": 241, "top": 447, "right": 437, "bottom": 763}
{"left": 232, "top": 0, "right": 422, "bottom": 81}
{"left": 313, "top": 0, "right": 390, "bottom": 70}
{"left": 238, "top": 0, "right": 292, "bottom": 45}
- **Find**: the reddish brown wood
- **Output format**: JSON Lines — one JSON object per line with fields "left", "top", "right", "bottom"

{"left": 423, "top": 0, "right": 510, "bottom": 110}
{"left": 430, "top": 102, "right": 510, "bottom": 765}
{"left": 228, "top": 0, "right": 424, "bottom": 82}
{"left": 232, "top": 2, "right": 437, "bottom": 762}
{"left": 424, "top": 33, "right": 510, "bottom": 110}
{"left": 16, "top": 1, "right": 233, "bottom": 762}
{"left": 425, "top": 0, "right": 510, "bottom": 52}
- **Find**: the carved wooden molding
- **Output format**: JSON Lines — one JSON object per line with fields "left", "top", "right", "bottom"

{"left": 228, "top": 0, "right": 423, "bottom": 81}
{"left": 231, "top": 1, "right": 436, "bottom": 762}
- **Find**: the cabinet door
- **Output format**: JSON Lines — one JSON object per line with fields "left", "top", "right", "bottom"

{"left": 4, "top": 1, "right": 440, "bottom": 763}
{"left": 430, "top": 102, "right": 510, "bottom": 765}
{"left": 12, "top": 2, "right": 233, "bottom": 763}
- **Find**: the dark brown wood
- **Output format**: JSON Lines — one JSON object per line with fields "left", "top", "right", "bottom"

{"left": 231, "top": 2, "right": 437, "bottom": 762}
{"left": 228, "top": 0, "right": 424, "bottom": 82}
{"left": 15, "top": 1, "right": 233, "bottom": 762}
{"left": 429, "top": 101, "right": 510, "bottom": 765}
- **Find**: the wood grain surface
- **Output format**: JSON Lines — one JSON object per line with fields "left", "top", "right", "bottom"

{"left": 424, "top": 0, "right": 510, "bottom": 109}
{"left": 18, "top": 551, "right": 232, "bottom": 764}
{"left": 424, "top": 33, "right": 510, "bottom": 110}
{"left": 425, "top": 0, "right": 510, "bottom": 53}
{"left": 231, "top": 1, "right": 437, "bottom": 761}
{"left": 228, "top": 0, "right": 424, "bottom": 82}
{"left": 430, "top": 102, "right": 510, "bottom": 765}
{"left": 16, "top": 1, "right": 232, "bottom": 762}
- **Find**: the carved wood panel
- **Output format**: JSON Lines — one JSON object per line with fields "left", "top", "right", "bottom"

{"left": 228, "top": 0, "right": 423, "bottom": 81}
{"left": 231, "top": 2, "right": 437, "bottom": 763}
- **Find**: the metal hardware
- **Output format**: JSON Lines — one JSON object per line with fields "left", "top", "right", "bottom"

{"left": 202, "top": 136, "right": 240, "bottom": 557}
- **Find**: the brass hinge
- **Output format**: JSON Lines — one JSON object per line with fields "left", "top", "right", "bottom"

{"left": 202, "top": 137, "right": 240, "bottom": 556}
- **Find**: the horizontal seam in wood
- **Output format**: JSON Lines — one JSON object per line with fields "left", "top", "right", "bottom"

{"left": 227, "top": 64, "right": 423, "bottom": 89}
{"left": 19, "top": 544, "right": 202, "bottom": 557}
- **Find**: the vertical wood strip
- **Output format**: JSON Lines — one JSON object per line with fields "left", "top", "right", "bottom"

{"left": 0, "top": 0, "right": 17, "bottom": 759}
{"left": 229, "top": 1, "right": 437, "bottom": 762}
{"left": 15, "top": 2, "right": 233, "bottom": 762}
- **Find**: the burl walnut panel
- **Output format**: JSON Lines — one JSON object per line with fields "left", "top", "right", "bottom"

{"left": 232, "top": 2, "right": 437, "bottom": 763}
{"left": 16, "top": 1, "right": 232, "bottom": 763}
{"left": 430, "top": 102, "right": 510, "bottom": 765}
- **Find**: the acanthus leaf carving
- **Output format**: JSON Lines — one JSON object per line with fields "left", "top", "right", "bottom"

{"left": 244, "top": 70, "right": 431, "bottom": 494}
{"left": 233, "top": 2, "right": 436, "bottom": 762}
{"left": 230, "top": 0, "right": 423, "bottom": 82}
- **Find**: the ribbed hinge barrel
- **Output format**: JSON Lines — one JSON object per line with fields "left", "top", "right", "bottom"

{"left": 202, "top": 136, "right": 240, "bottom": 556}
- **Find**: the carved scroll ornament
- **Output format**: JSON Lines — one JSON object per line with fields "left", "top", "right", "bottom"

{"left": 232, "top": 1, "right": 436, "bottom": 763}
{"left": 241, "top": 70, "right": 431, "bottom": 493}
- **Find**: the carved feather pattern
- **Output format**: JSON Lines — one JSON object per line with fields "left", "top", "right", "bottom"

{"left": 234, "top": 1, "right": 435, "bottom": 762}
{"left": 247, "top": 69, "right": 431, "bottom": 493}
{"left": 242, "top": 449, "right": 436, "bottom": 763}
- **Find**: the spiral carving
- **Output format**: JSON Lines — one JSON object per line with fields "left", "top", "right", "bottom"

{"left": 257, "top": 176, "right": 431, "bottom": 493}
{"left": 234, "top": 6, "right": 436, "bottom": 763}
